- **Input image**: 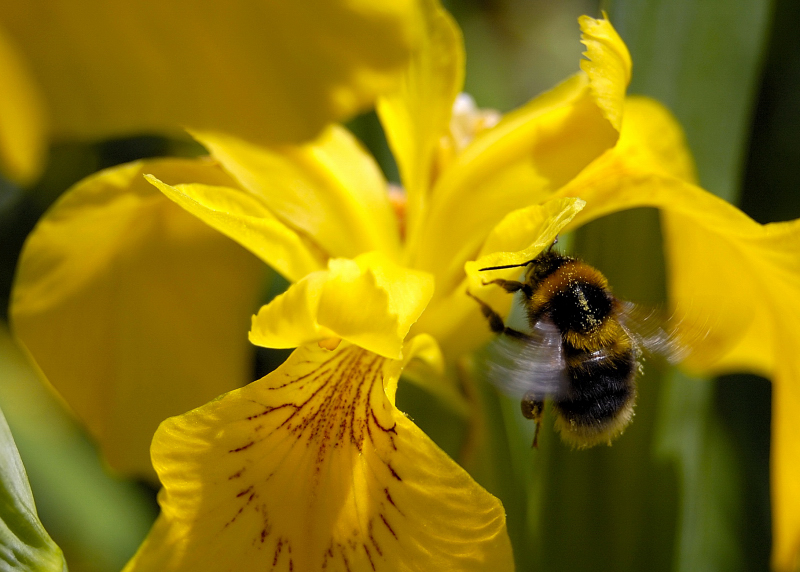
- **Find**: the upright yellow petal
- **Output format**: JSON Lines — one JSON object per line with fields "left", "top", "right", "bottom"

{"left": 377, "top": 0, "right": 464, "bottom": 245}
{"left": 412, "top": 74, "right": 614, "bottom": 287}
{"left": 10, "top": 159, "right": 264, "bottom": 480}
{"left": 578, "top": 15, "right": 632, "bottom": 132}
{"left": 125, "top": 342, "right": 513, "bottom": 572}
{"left": 413, "top": 16, "right": 631, "bottom": 287}
{"left": 193, "top": 127, "right": 401, "bottom": 261}
{"left": 250, "top": 252, "right": 434, "bottom": 360}
{"left": 0, "top": 0, "right": 417, "bottom": 145}
{"left": 0, "top": 24, "right": 46, "bottom": 184}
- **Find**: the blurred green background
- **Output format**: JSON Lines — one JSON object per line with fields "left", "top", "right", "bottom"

{"left": 1, "top": 0, "right": 797, "bottom": 570}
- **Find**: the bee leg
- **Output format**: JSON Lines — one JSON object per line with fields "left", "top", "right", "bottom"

{"left": 480, "top": 278, "right": 533, "bottom": 298}
{"left": 521, "top": 395, "right": 544, "bottom": 449}
{"left": 466, "top": 291, "right": 532, "bottom": 338}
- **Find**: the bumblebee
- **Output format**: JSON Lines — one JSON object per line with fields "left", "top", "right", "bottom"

{"left": 469, "top": 245, "right": 681, "bottom": 449}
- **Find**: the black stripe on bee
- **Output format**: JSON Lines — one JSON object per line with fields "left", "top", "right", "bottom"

{"left": 554, "top": 345, "right": 636, "bottom": 428}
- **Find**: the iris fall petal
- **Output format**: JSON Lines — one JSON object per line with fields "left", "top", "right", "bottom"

{"left": 124, "top": 342, "right": 513, "bottom": 572}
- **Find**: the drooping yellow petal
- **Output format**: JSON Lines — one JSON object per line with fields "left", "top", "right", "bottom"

{"left": 10, "top": 159, "right": 264, "bottom": 480}
{"left": 124, "top": 342, "right": 513, "bottom": 572}
{"left": 578, "top": 15, "right": 632, "bottom": 132}
{"left": 146, "top": 177, "right": 326, "bottom": 283}
{"left": 377, "top": 0, "right": 464, "bottom": 245}
{"left": 555, "top": 95, "right": 800, "bottom": 569}
{"left": 193, "top": 127, "right": 401, "bottom": 261}
{"left": 0, "top": 0, "right": 418, "bottom": 146}
{"left": 0, "top": 24, "right": 46, "bottom": 184}
{"left": 250, "top": 252, "right": 434, "bottom": 360}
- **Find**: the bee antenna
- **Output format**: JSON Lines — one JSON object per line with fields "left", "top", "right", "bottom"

{"left": 548, "top": 236, "right": 559, "bottom": 251}
{"left": 478, "top": 259, "right": 537, "bottom": 272}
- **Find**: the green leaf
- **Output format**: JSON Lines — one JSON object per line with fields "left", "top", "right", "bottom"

{"left": 0, "top": 403, "right": 66, "bottom": 572}
{"left": 653, "top": 372, "right": 744, "bottom": 572}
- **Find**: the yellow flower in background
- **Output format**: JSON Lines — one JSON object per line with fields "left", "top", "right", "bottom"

{"left": 10, "top": 1, "right": 800, "bottom": 570}
{"left": 11, "top": 159, "right": 266, "bottom": 479}
{"left": 0, "top": 0, "right": 419, "bottom": 184}
{"left": 0, "top": 25, "right": 46, "bottom": 185}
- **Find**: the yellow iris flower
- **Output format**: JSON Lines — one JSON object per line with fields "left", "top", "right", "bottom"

{"left": 11, "top": 1, "right": 800, "bottom": 570}
{"left": 0, "top": 0, "right": 418, "bottom": 184}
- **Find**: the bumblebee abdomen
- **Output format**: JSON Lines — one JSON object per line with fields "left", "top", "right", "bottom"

{"left": 553, "top": 346, "right": 637, "bottom": 448}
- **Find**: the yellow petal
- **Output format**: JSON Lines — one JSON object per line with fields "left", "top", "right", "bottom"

{"left": 410, "top": 16, "right": 631, "bottom": 281}
{"left": 10, "top": 159, "right": 264, "bottom": 480}
{"left": 773, "top": 355, "right": 800, "bottom": 572}
{"left": 193, "top": 127, "right": 401, "bottom": 260}
{"left": 0, "top": 24, "right": 47, "bottom": 184}
{"left": 412, "top": 197, "right": 584, "bottom": 362}
{"left": 0, "top": 0, "right": 417, "bottom": 145}
{"left": 250, "top": 252, "right": 434, "bottom": 360}
{"left": 468, "top": 196, "right": 586, "bottom": 278}
{"left": 462, "top": 196, "right": 586, "bottom": 337}
{"left": 613, "top": 96, "right": 697, "bottom": 183}
{"left": 124, "top": 343, "right": 513, "bottom": 572}
{"left": 248, "top": 270, "right": 336, "bottom": 349}
{"left": 146, "top": 177, "right": 326, "bottom": 283}
{"left": 412, "top": 76, "right": 616, "bottom": 287}
{"left": 578, "top": 15, "right": 632, "bottom": 132}
{"left": 377, "top": 0, "right": 464, "bottom": 244}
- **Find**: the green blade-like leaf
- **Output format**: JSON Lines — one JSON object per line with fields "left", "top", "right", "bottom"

{"left": 0, "top": 403, "right": 66, "bottom": 572}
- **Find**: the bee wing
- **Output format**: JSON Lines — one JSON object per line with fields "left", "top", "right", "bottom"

{"left": 615, "top": 301, "right": 689, "bottom": 364}
{"left": 482, "top": 319, "right": 569, "bottom": 399}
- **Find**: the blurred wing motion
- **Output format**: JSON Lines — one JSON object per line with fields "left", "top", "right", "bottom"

{"left": 482, "top": 318, "right": 569, "bottom": 399}
{"left": 616, "top": 301, "right": 697, "bottom": 365}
